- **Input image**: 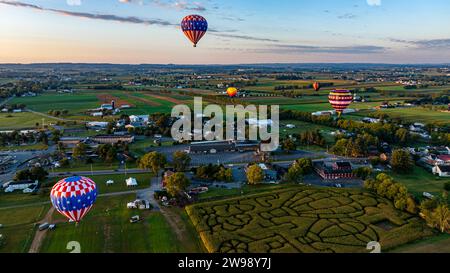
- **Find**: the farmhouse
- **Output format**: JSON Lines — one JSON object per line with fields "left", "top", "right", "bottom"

{"left": 432, "top": 165, "right": 450, "bottom": 177}
{"left": 314, "top": 161, "right": 356, "bottom": 180}
{"left": 86, "top": 122, "right": 109, "bottom": 130}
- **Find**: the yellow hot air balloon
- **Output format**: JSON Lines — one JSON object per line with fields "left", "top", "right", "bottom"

{"left": 227, "top": 87, "right": 238, "bottom": 98}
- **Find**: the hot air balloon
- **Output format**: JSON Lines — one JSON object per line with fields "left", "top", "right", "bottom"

{"left": 313, "top": 82, "right": 321, "bottom": 92}
{"left": 227, "top": 87, "right": 238, "bottom": 98}
{"left": 328, "top": 89, "right": 353, "bottom": 116}
{"left": 181, "top": 15, "right": 208, "bottom": 47}
{"left": 50, "top": 176, "right": 97, "bottom": 223}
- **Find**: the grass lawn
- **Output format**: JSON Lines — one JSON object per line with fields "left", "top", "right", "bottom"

{"left": 46, "top": 173, "right": 153, "bottom": 195}
{"left": 0, "top": 204, "right": 50, "bottom": 253}
{"left": 389, "top": 167, "right": 450, "bottom": 203}
{"left": 0, "top": 192, "right": 48, "bottom": 208}
{"left": 40, "top": 194, "right": 197, "bottom": 253}
{"left": 0, "top": 112, "right": 58, "bottom": 130}
{"left": 54, "top": 160, "right": 124, "bottom": 172}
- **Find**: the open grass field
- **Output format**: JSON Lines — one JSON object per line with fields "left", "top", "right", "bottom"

{"left": 0, "top": 192, "right": 48, "bottom": 208}
{"left": 389, "top": 168, "right": 450, "bottom": 203}
{"left": 0, "top": 112, "right": 58, "bottom": 130}
{"left": 10, "top": 92, "right": 100, "bottom": 114}
{"left": 47, "top": 173, "right": 152, "bottom": 195}
{"left": 187, "top": 186, "right": 434, "bottom": 253}
{"left": 0, "top": 204, "right": 49, "bottom": 253}
{"left": 376, "top": 107, "right": 450, "bottom": 124}
{"left": 40, "top": 194, "right": 201, "bottom": 253}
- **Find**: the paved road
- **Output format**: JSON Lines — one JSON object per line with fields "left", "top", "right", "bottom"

{"left": 0, "top": 96, "right": 14, "bottom": 107}
{"left": 26, "top": 108, "right": 75, "bottom": 123}
{"left": 48, "top": 169, "right": 149, "bottom": 178}
{"left": 137, "top": 175, "right": 162, "bottom": 211}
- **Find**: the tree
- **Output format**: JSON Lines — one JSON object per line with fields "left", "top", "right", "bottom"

{"left": 139, "top": 152, "right": 167, "bottom": 176}
{"left": 172, "top": 151, "right": 191, "bottom": 172}
{"left": 30, "top": 166, "right": 48, "bottom": 181}
{"left": 59, "top": 158, "right": 70, "bottom": 168}
{"left": 390, "top": 149, "right": 414, "bottom": 174}
{"left": 72, "top": 143, "right": 87, "bottom": 161}
{"left": 281, "top": 138, "right": 297, "bottom": 154}
{"left": 425, "top": 204, "right": 450, "bottom": 233}
{"left": 165, "top": 172, "right": 190, "bottom": 197}
{"left": 247, "top": 164, "right": 264, "bottom": 185}
{"left": 353, "top": 167, "right": 372, "bottom": 180}
{"left": 215, "top": 167, "right": 233, "bottom": 182}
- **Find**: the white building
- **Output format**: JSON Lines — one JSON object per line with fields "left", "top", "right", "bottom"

{"left": 433, "top": 165, "right": 450, "bottom": 177}
{"left": 129, "top": 115, "right": 149, "bottom": 124}
{"left": 126, "top": 177, "right": 138, "bottom": 187}
{"left": 4, "top": 180, "right": 38, "bottom": 193}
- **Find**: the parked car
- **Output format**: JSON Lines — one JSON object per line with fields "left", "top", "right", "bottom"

{"left": 38, "top": 223, "right": 49, "bottom": 231}
{"left": 130, "top": 215, "right": 141, "bottom": 224}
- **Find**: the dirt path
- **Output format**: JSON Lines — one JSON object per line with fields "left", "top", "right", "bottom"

{"left": 28, "top": 207, "right": 55, "bottom": 253}
{"left": 159, "top": 207, "right": 187, "bottom": 242}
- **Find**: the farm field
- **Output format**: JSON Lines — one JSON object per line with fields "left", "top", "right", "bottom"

{"left": 0, "top": 204, "right": 49, "bottom": 253}
{"left": 280, "top": 120, "right": 336, "bottom": 142}
{"left": 40, "top": 194, "right": 200, "bottom": 253}
{"left": 9, "top": 92, "right": 100, "bottom": 114}
{"left": 0, "top": 112, "right": 58, "bottom": 130}
{"left": 187, "top": 186, "right": 433, "bottom": 253}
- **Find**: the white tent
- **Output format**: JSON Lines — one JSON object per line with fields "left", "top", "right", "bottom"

{"left": 106, "top": 180, "right": 114, "bottom": 186}
{"left": 126, "top": 178, "right": 138, "bottom": 187}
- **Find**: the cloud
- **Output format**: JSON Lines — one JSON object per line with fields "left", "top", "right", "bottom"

{"left": 337, "top": 13, "right": 357, "bottom": 19}
{"left": 67, "top": 0, "right": 82, "bottom": 6}
{"left": 119, "top": 0, "right": 207, "bottom": 12}
{"left": 0, "top": 0, "right": 175, "bottom": 26}
{"left": 0, "top": 0, "right": 277, "bottom": 43}
{"left": 390, "top": 38, "right": 450, "bottom": 49}
{"left": 366, "top": 0, "right": 381, "bottom": 6}
{"left": 256, "top": 44, "right": 387, "bottom": 55}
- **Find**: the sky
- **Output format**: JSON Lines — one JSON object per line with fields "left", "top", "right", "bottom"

{"left": 0, "top": 0, "right": 450, "bottom": 64}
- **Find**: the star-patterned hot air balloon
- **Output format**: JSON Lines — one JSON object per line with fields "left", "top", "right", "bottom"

{"left": 181, "top": 15, "right": 208, "bottom": 47}
{"left": 328, "top": 89, "right": 353, "bottom": 116}
{"left": 50, "top": 176, "right": 97, "bottom": 223}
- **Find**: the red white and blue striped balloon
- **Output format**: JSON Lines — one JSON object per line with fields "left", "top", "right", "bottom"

{"left": 50, "top": 176, "right": 97, "bottom": 223}
{"left": 328, "top": 89, "right": 353, "bottom": 116}
{"left": 181, "top": 15, "right": 208, "bottom": 47}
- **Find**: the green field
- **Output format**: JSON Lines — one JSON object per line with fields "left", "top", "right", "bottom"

{"left": 389, "top": 168, "right": 450, "bottom": 203}
{"left": 0, "top": 204, "right": 49, "bottom": 253}
{"left": 187, "top": 186, "right": 434, "bottom": 253}
{"left": 40, "top": 194, "right": 201, "bottom": 253}
{"left": 10, "top": 92, "right": 100, "bottom": 114}
{"left": 0, "top": 112, "right": 58, "bottom": 130}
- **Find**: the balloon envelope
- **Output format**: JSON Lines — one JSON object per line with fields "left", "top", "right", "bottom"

{"left": 227, "top": 87, "right": 238, "bottom": 97}
{"left": 328, "top": 89, "right": 353, "bottom": 115}
{"left": 313, "top": 82, "right": 321, "bottom": 91}
{"left": 181, "top": 15, "right": 208, "bottom": 47}
{"left": 50, "top": 176, "right": 97, "bottom": 223}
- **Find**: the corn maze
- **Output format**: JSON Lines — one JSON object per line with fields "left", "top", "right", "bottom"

{"left": 186, "top": 187, "right": 433, "bottom": 253}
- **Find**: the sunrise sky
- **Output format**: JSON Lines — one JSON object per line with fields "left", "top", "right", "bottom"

{"left": 1, "top": 0, "right": 450, "bottom": 64}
